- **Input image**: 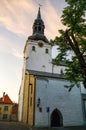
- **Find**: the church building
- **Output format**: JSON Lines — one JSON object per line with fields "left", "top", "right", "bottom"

{"left": 18, "top": 7, "right": 86, "bottom": 127}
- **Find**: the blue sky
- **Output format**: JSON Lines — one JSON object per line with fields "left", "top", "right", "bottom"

{"left": 0, "top": 0, "right": 66, "bottom": 102}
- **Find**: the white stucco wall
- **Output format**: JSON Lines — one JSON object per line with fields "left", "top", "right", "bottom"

{"left": 53, "top": 65, "right": 66, "bottom": 74}
{"left": 21, "top": 39, "right": 85, "bottom": 126}
{"left": 18, "top": 58, "right": 26, "bottom": 122}
{"left": 18, "top": 83, "right": 24, "bottom": 122}
{"left": 25, "top": 40, "right": 67, "bottom": 75}
{"left": 25, "top": 41, "right": 52, "bottom": 73}
{"left": 35, "top": 77, "right": 84, "bottom": 127}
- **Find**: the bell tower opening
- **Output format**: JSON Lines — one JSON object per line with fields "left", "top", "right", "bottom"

{"left": 32, "top": 7, "right": 45, "bottom": 35}
{"left": 28, "top": 7, "right": 49, "bottom": 43}
{"left": 51, "top": 109, "right": 63, "bottom": 127}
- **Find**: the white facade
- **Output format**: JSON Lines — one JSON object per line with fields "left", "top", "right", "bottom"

{"left": 24, "top": 40, "right": 66, "bottom": 75}
{"left": 18, "top": 58, "right": 26, "bottom": 121}
{"left": 18, "top": 83, "right": 24, "bottom": 122}
{"left": 25, "top": 40, "right": 52, "bottom": 73}
{"left": 23, "top": 36, "right": 85, "bottom": 126}
{"left": 35, "top": 77, "right": 84, "bottom": 127}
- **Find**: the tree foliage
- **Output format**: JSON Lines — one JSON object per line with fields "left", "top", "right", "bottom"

{"left": 52, "top": 0, "right": 86, "bottom": 90}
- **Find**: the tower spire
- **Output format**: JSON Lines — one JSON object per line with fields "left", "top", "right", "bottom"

{"left": 32, "top": 7, "right": 44, "bottom": 35}
{"left": 28, "top": 6, "right": 49, "bottom": 43}
{"left": 37, "top": 7, "right": 41, "bottom": 19}
{"left": 37, "top": 4, "right": 42, "bottom": 19}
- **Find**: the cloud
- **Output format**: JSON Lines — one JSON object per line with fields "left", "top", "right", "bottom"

{"left": 0, "top": 35, "right": 11, "bottom": 52}
{"left": 12, "top": 48, "right": 23, "bottom": 58}
{"left": 0, "top": 0, "right": 67, "bottom": 60}
{"left": 0, "top": 35, "right": 4, "bottom": 41}
{"left": 0, "top": 32, "right": 24, "bottom": 59}
{"left": 0, "top": 0, "right": 66, "bottom": 40}
{"left": 0, "top": 0, "right": 36, "bottom": 36}
{"left": 41, "top": 0, "right": 66, "bottom": 40}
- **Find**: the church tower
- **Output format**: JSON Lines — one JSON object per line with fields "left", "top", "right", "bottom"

{"left": 24, "top": 7, "right": 52, "bottom": 73}
{"left": 19, "top": 7, "right": 52, "bottom": 126}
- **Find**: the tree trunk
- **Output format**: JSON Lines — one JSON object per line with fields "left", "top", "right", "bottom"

{"left": 65, "top": 30, "right": 86, "bottom": 88}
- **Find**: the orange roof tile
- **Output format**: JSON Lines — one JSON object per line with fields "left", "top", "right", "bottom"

{"left": 0, "top": 94, "right": 13, "bottom": 104}
{"left": 0, "top": 97, "right": 3, "bottom": 102}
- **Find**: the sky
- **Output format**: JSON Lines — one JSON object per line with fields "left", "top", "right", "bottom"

{"left": 0, "top": 0, "right": 67, "bottom": 102}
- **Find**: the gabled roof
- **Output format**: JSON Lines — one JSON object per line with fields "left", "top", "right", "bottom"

{"left": 0, "top": 94, "right": 13, "bottom": 104}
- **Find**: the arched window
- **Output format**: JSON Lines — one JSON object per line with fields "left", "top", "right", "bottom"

{"left": 45, "top": 48, "right": 48, "bottom": 54}
{"left": 38, "top": 26, "right": 41, "bottom": 31}
{"left": 32, "top": 46, "right": 35, "bottom": 51}
{"left": 35, "top": 26, "right": 37, "bottom": 31}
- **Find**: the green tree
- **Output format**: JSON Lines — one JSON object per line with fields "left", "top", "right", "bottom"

{"left": 52, "top": 0, "right": 86, "bottom": 90}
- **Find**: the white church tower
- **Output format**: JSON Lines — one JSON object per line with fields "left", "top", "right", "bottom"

{"left": 18, "top": 7, "right": 86, "bottom": 127}
{"left": 24, "top": 7, "right": 52, "bottom": 73}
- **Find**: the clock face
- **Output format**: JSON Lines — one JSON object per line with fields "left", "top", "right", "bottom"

{"left": 38, "top": 42, "right": 43, "bottom": 47}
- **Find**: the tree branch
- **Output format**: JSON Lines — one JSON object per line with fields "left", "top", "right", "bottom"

{"left": 65, "top": 30, "right": 76, "bottom": 52}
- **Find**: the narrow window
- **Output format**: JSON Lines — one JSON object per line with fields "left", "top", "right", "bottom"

{"left": 29, "top": 84, "right": 33, "bottom": 94}
{"left": 45, "top": 48, "right": 48, "bottom": 54}
{"left": 32, "top": 46, "right": 35, "bottom": 51}
{"left": 35, "top": 26, "right": 37, "bottom": 31}
{"left": 30, "top": 97, "right": 32, "bottom": 106}
{"left": 4, "top": 106, "right": 8, "bottom": 111}
{"left": 60, "top": 69, "right": 63, "bottom": 75}
{"left": 38, "top": 26, "right": 41, "bottom": 31}
{"left": 3, "top": 114, "right": 8, "bottom": 119}
{"left": 39, "top": 107, "right": 42, "bottom": 112}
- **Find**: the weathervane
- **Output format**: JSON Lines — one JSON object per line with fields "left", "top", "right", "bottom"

{"left": 38, "top": 3, "right": 42, "bottom": 8}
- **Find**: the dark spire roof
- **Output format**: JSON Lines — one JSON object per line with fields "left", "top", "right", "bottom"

{"left": 28, "top": 7, "right": 49, "bottom": 43}
{"left": 37, "top": 7, "right": 41, "bottom": 19}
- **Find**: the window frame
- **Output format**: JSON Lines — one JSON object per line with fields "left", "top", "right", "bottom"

{"left": 3, "top": 114, "right": 8, "bottom": 119}
{"left": 32, "top": 46, "right": 35, "bottom": 51}
{"left": 45, "top": 48, "right": 48, "bottom": 54}
{"left": 4, "top": 106, "right": 8, "bottom": 111}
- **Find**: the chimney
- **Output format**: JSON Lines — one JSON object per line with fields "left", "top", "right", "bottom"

{"left": 3, "top": 92, "right": 5, "bottom": 102}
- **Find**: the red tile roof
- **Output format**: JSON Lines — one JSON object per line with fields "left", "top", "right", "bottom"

{"left": 0, "top": 94, "right": 13, "bottom": 104}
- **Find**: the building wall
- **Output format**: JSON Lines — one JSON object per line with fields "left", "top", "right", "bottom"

{"left": 25, "top": 40, "right": 66, "bottom": 75}
{"left": 11, "top": 103, "right": 18, "bottom": 121}
{"left": 18, "top": 84, "right": 24, "bottom": 122}
{"left": 53, "top": 64, "right": 66, "bottom": 74}
{"left": 28, "top": 74, "right": 35, "bottom": 126}
{"left": 0, "top": 104, "right": 13, "bottom": 121}
{"left": 25, "top": 40, "right": 52, "bottom": 73}
{"left": 18, "top": 56, "right": 26, "bottom": 122}
{"left": 35, "top": 77, "right": 84, "bottom": 127}
{"left": 22, "top": 73, "right": 29, "bottom": 123}
{"left": 22, "top": 72, "right": 36, "bottom": 126}
{"left": 19, "top": 37, "right": 85, "bottom": 127}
